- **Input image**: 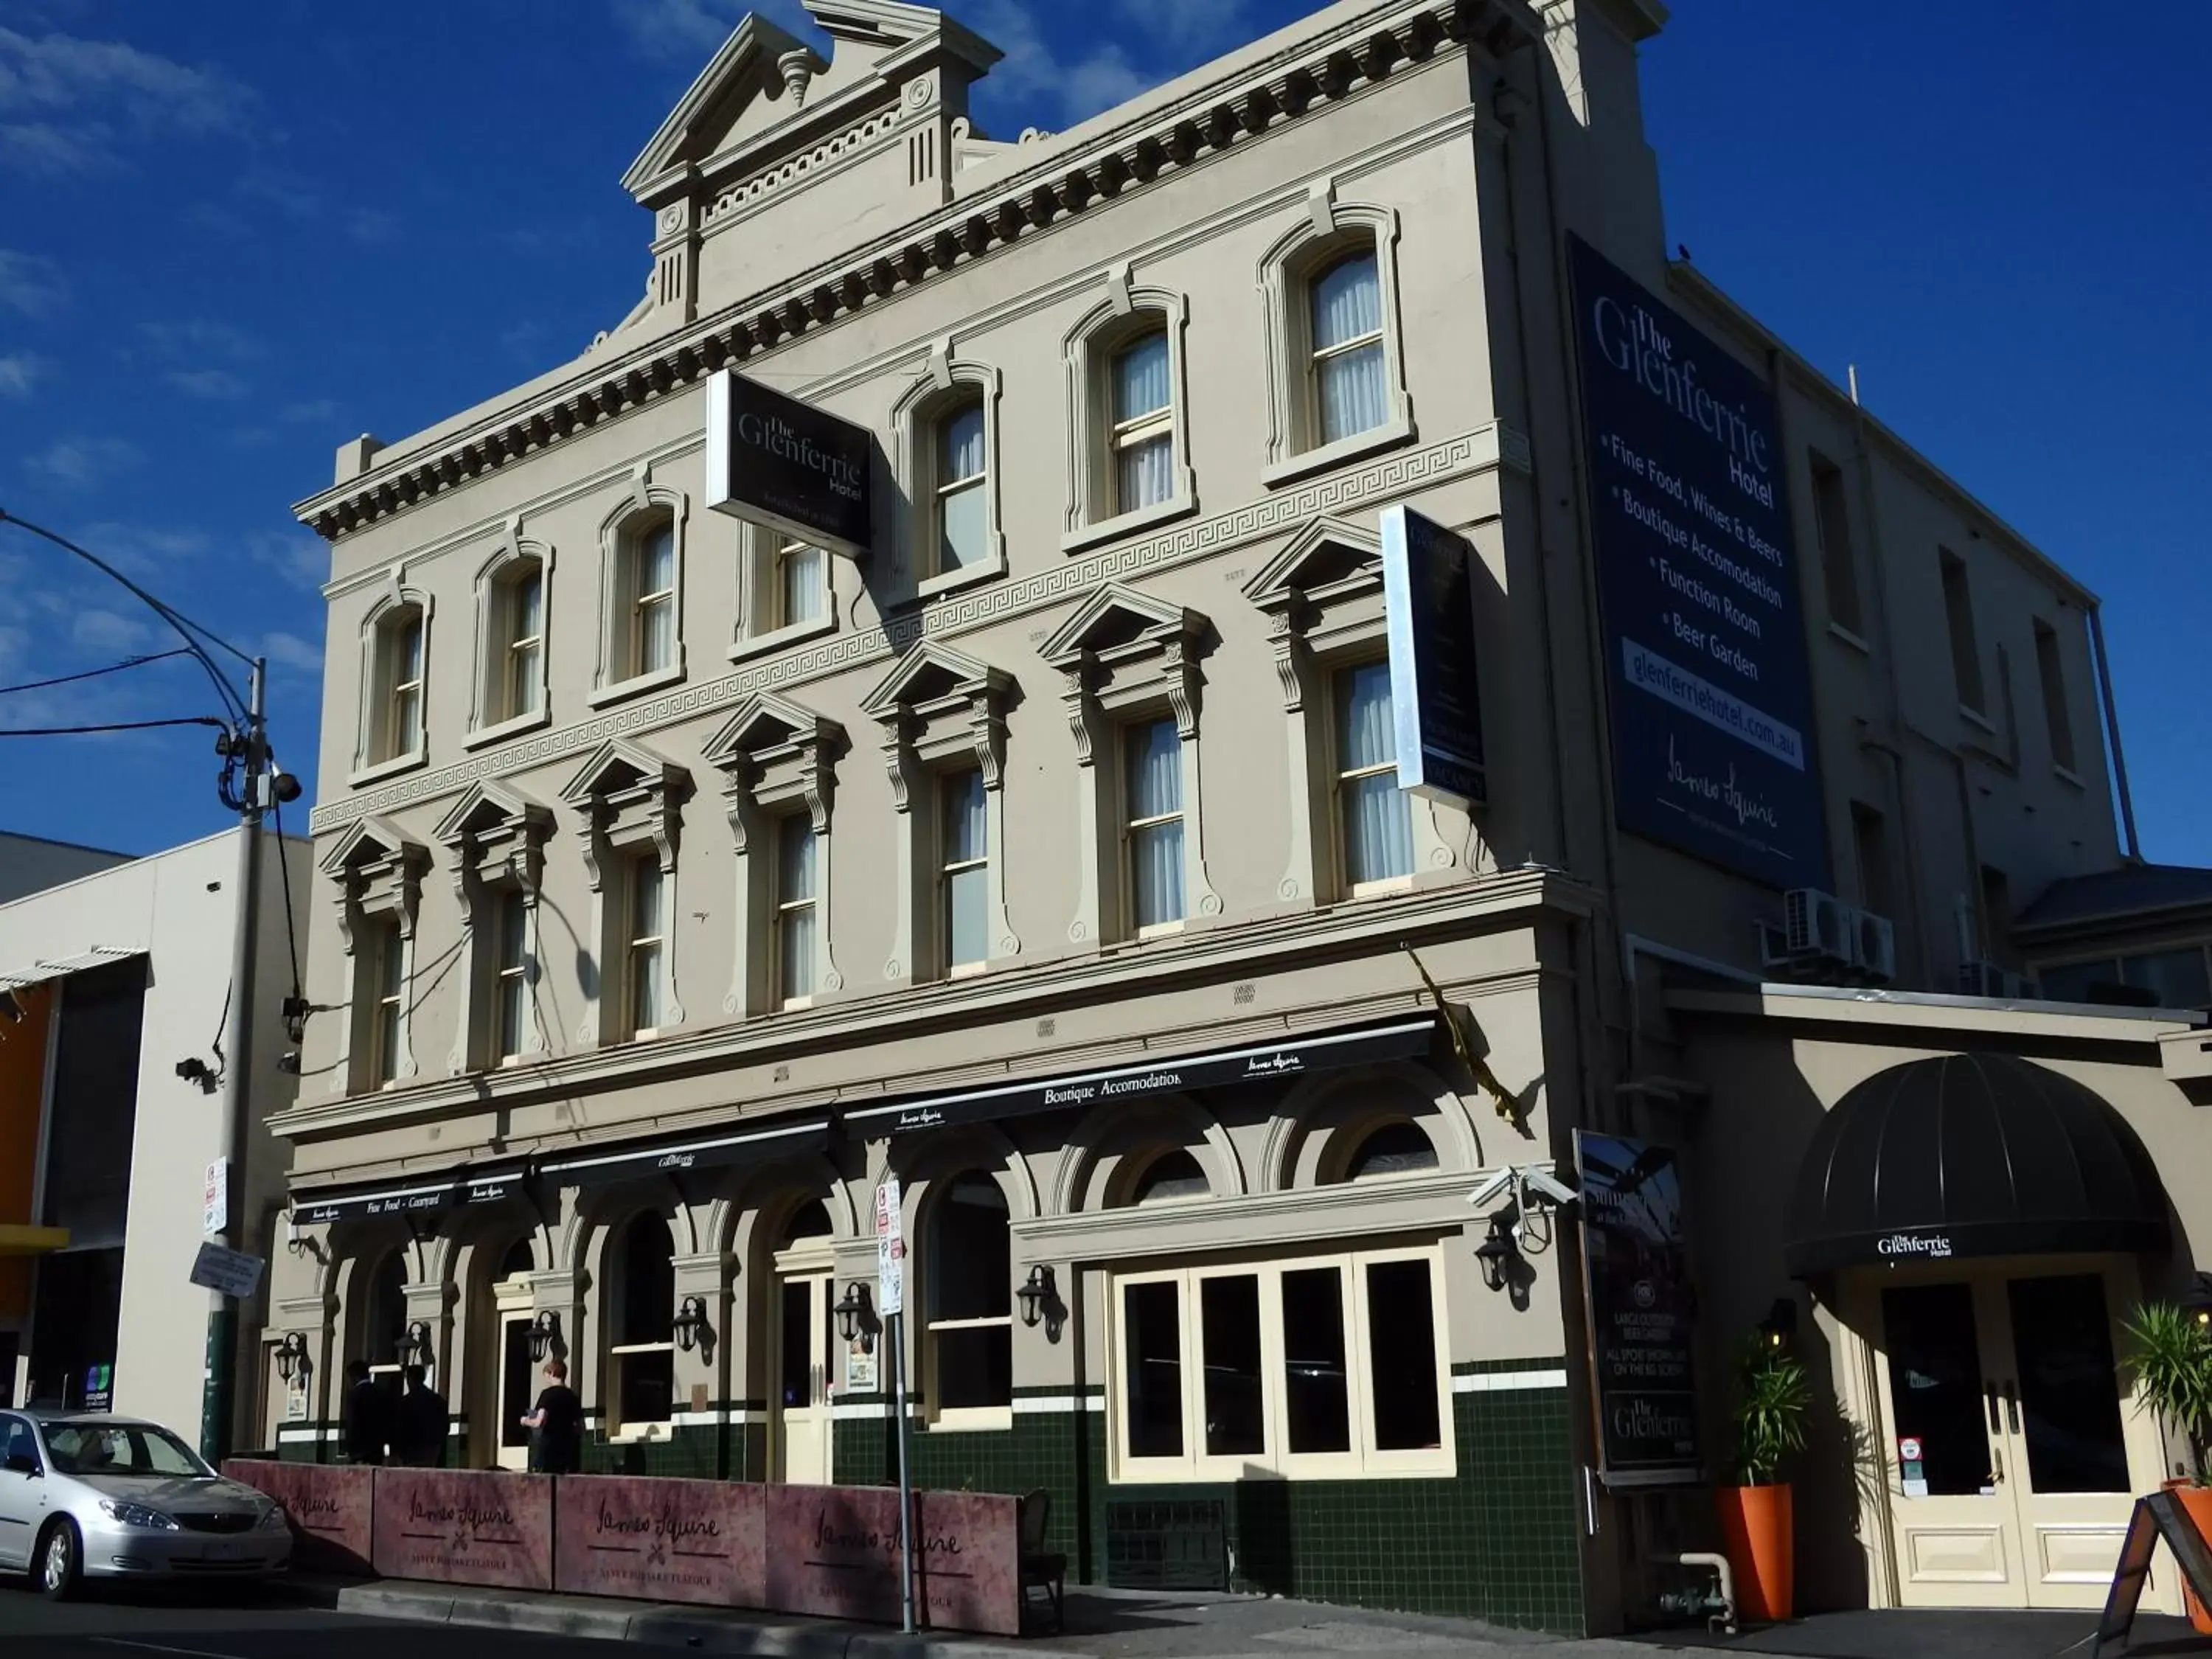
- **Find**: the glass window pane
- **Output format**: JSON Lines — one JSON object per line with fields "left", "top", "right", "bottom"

{"left": 391, "top": 686, "right": 420, "bottom": 754}
{"left": 1116, "top": 432, "right": 1173, "bottom": 512}
{"left": 1112, "top": 332, "right": 1169, "bottom": 422}
{"left": 617, "top": 1349, "right": 673, "bottom": 1427}
{"left": 513, "top": 571, "right": 542, "bottom": 638}
{"left": 931, "top": 1175, "right": 1009, "bottom": 1321}
{"left": 396, "top": 617, "right": 423, "bottom": 681}
{"left": 1342, "top": 773, "right": 1413, "bottom": 886}
{"left": 943, "top": 770, "right": 987, "bottom": 863}
{"left": 630, "top": 942, "right": 663, "bottom": 1032}
{"left": 631, "top": 862, "right": 664, "bottom": 939}
{"left": 1337, "top": 662, "right": 1397, "bottom": 771}
{"left": 1365, "top": 1260, "right": 1441, "bottom": 1450}
{"left": 779, "top": 1281, "right": 812, "bottom": 1409}
{"left": 947, "top": 865, "right": 988, "bottom": 968}
{"left": 2121, "top": 947, "right": 2211, "bottom": 1009}
{"left": 1200, "top": 1276, "right": 1265, "bottom": 1458}
{"left": 2037, "top": 961, "right": 2116, "bottom": 1004}
{"left": 497, "top": 968, "right": 527, "bottom": 1060}
{"left": 939, "top": 480, "right": 988, "bottom": 571}
{"left": 378, "top": 925, "right": 405, "bottom": 999}
{"left": 1345, "top": 1122, "right": 1437, "bottom": 1180}
{"left": 641, "top": 524, "right": 675, "bottom": 594}
{"left": 1126, "top": 719, "right": 1181, "bottom": 817}
{"left": 2007, "top": 1273, "right": 2129, "bottom": 1495}
{"left": 1281, "top": 1267, "right": 1351, "bottom": 1453}
{"left": 779, "top": 821, "right": 816, "bottom": 904}
{"left": 1123, "top": 1280, "right": 1184, "bottom": 1459}
{"left": 1312, "top": 253, "right": 1380, "bottom": 351}
{"left": 939, "top": 403, "right": 986, "bottom": 485}
{"left": 1130, "top": 821, "right": 1185, "bottom": 929}
{"left": 510, "top": 639, "right": 542, "bottom": 716}
{"left": 1318, "top": 341, "right": 1388, "bottom": 444}
{"left": 639, "top": 596, "right": 672, "bottom": 672}
{"left": 1132, "top": 1150, "right": 1208, "bottom": 1205}
{"left": 1880, "top": 1283, "right": 1991, "bottom": 1497}
{"left": 778, "top": 909, "right": 814, "bottom": 1002}
{"left": 937, "top": 1326, "right": 1012, "bottom": 1411}
{"left": 780, "top": 544, "right": 824, "bottom": 625}
{"left": 620, "top": 1217, "right": 673, "bottom": 1344}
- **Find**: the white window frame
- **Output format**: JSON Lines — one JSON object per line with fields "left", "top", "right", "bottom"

{"left": 728, "top": 520, "right": 838, "bottom": 662}
{"left": 369, "top": 916, "right": 406, "bottom": 1088}
{"left": 560, "top": 738, "right": 688, "bottom": 1048}
{"left": 465, "top": 535, "right": 554, "bottom": 750}
{"left": 1107, "top": 1245, "right": 1453, "bottom": 1484}
{"left": 591, "top": 479, "right": 689, "bottom": 707}
{"left": 321, "top": 818, "right": 427, "bottom": 1096}
{"left": 492, "top": 886, "right": 532, "bottom": 1063}
{"left": 1256, "top": 202, "right": 1413, "bottom": 487}
{"left": 1061, "top": 283, "right": 1197, "bottom": 553}
{"left": 350, "top": 590, "right": 433, "bottom": 785}
{"left": 893, "top": 358, "right": 1008, "bottom": 599}
{"left": 921, "top": 1175, "right": 1015, "bottom": 1433}
{"left": 939, "top": 768, "right": 990, "bottom": 977}
{"left": 773, "top": 814, "right": 818, "bottom": 1011}
{"left": 605, "top": 1215, "right": 676, "bottom": 1441}
{"left": 1121, "top": 716, "right": 1188, "bottom": 939}
{"left": 1329, "top": 658, "right": 1414, "bottom": 898}
{"left": 625, "top": 856, "right": 668, "bottom": 1040}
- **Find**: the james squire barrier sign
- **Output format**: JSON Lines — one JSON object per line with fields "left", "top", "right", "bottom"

{"left": 554, "top": 1475, "right": 767, "bottom": 1609}
{"left": 1575, "top": 1131, "right": 1701, "bottom": 1482}
{"left": 1568, "top": 234, "right": 1829, "bottom": 891}
{"left": 706, "top": 368, "right": 873, "bottom": 560}
{"left": 1381, "top": 504, "right": 1487, "bottom": 807}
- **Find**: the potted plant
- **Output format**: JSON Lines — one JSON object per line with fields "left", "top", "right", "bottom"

{"left": 2123, "top": 1301, "right": 2212, "bottom": 1635}
{"left": 1715, "top": 1331, "right": 1811, "bottom": 1623}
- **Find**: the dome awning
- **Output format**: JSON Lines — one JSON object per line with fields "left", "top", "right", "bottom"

{"left": 1784, "top": 1053, "right": 2171, "bottom": 1276}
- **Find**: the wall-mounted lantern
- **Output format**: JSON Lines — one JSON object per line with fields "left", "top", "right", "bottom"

{"left": 400, "top": 1320, "right": 434, "bottom": 1368}
{"left": 1474, "top": 1214, "right": 1516, "bottom": 1294}
{"left": 673, "top": 1294, "right": 714, "bottom": 1357}
{"left": 527, "top": 1310, "right": 563, "bottom": 1363}
{"left": 833, "top": 1281, "right": 874, "bottom": 1350}
{"left": 274, "top": 1331, "right": 313, "bottom": 1385}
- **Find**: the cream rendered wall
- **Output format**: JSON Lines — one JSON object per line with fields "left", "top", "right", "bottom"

{"left": 0, "top": 830, "right": 308, "bottom": 1437}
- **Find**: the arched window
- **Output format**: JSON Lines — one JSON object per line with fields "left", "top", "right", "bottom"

{"left": 782, "top": 1200, "right": 832, "bottom": 1245}
{"left": 498, "top": 1237, "right": 535, "bottom": 1281}
{"left": 628, "top": 517, "right": 678, "bottom": 677}
{"left": 608, "top": 1214, "right": 674, "bottom": 1433}
{"left": 1129, "top": 1149, "right": 1208, "bottom": 1206}
{"left": 487, "top": 554, "right": 545, "bottom": 726}
{"left": 1063, "top": 290, "right": 1195, "bottom": 546}
{"left": 1110, "top": 326, "right": 1174, "bottom": 514}
{"left": 933, "top": 398, "right": 989, "bottom": 574}
{"left": 595, "top": 490, "right": 688, "bottom": 699}
{"left": 1308, "top": 251, "right": 1385, "bottom": 445}
{"left": 1343, "top": 1121, "right": 1439, "bottom": 1181}
{"left": 925, "top": 1173, "right": 1011, "bottom": 1423}
{"left": 361, "top": 601, "right": 426, "bottom": 769}
{"left": 362, "top": 1250, "right": 409, "bottom": 1377}
{"left": 1257, "top": 208, "right": 1411, "bottom": 481}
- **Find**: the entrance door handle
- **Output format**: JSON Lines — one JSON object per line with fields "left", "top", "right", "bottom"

{"left": 2003, "top": 1380, "right": 2021, "bottom": 1434}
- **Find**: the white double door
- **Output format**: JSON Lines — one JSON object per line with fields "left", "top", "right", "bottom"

{"left": 1865, "top": 1257, "right": 2171, "bottom": 1611}
{"left": 773, "top": 1260, "right": 835, "bottom": 1486}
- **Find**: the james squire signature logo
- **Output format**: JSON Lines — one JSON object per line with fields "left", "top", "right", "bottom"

{"left": 596, "top": 1501, "right": 722, "bottom": 1569}
{"left": 407, "top": 1492, "right": 518, "bottom": 1551}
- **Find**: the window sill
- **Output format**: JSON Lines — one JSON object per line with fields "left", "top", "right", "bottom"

{"left": 1134, "top": 920, "right": 1186, "bottom": 942}
{"left": 1259, "top": 412, "right": 1415, "bottom": 490}
{"left": 917, "top": 557, "right": 1006, "bottom": 602}
{"left": 928, "top": 1407, "right": 1012, "bottom": 1433}
{"left": 728, "top": 613, "right": 835, "bottom": 664}
{"left": 349, "top": 749, "right": 426, "bottom": 789}
{"left": 588, "top": 661, "right": 686, "bottom": 709}
{"left": 464, "top": 706, "right": 551, "bottom": 752}
{"left": 1348, "top": 875, "right": 1416, "bottom": 900}
{"left": 1958, "top": 703, "right": 1997, "bottom": 735}
{"left": 1827, "top": 622, "right": 1871, "bottom": 654}
{"left": 1061, "top": 492, "right": 1196, "bottom": 555}
{"left": 779, "top": 995, "right": 814, "bottom": 1012}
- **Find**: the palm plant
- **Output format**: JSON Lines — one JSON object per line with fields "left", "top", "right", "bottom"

{"left": 1731, "top": 1334, "right": 1812, "bottom": 1486}
{"left": 2124, "top": 1301, "right": 2212, "bottom": 1486}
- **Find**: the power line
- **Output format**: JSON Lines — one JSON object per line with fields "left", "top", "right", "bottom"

{"left": 0, "top": 649, "right": 191, "bottom": 698}
{"left": 0, "top": 716, "right": 228, "bottom": 737}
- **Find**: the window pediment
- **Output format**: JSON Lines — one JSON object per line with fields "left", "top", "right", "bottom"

{"left": 434, "top": 780, "right": 554, "bottom": 911}
{"left": 1043, "top": 582, "right": 1207, "bottom": 733}
{"left": 862, "top": 640, "right": 1013, "bottom": 796}
{"left": 321, "top": 815, "right": 430, "bottom": 943}
{"left": 704, "top": 692, "right": 845, "bottom": 839}
{"left": 1245, "top": 517, "right": 1386, "bottom": 667}
{"left": 561, "top": 738, "right": 690, "bottom": 886}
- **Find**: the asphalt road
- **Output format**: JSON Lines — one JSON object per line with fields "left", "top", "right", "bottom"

{"left": 0, "top": 1582, "right": 621, "bottom": 1659}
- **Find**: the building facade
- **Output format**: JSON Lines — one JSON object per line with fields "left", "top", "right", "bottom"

{"left": 266, "top": 0, "right": 2208, "bottom": 1633}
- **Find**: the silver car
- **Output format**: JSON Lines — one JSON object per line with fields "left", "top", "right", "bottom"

{"left": 0, "top": 1408, "right": 291, "bottom": 1598}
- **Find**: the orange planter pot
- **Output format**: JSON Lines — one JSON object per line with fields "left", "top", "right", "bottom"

{"left": 2168, "top": 1482, "right": 2212, "bottom": 1636}
{"left": 1715, "top": 1482, "right": 1795, "bottom": 1624}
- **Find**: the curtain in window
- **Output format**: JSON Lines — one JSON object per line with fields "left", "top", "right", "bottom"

{"left": 780, "top": 543, "right": 825, "bottom": 626}
{"left": 938, "top": 403, "right": 989, "bottom": 571}
{"left": 1338, "top": 663, "right": 1413, "bottom": 884}
{"left": 1127, "top": 719, "right": 1185, "bottom": 928}
{"left": 375, "top": 924, "right": 404, "bottom": 1082}
{"left": 509, "top": 572, "right": 543, "bottom": 715}
{"left": 1116, "top": 433, "right": 1174, "bottom": 512}
{"left": 778, "top": 821, "right": 817, "bottom": 997}
{"left": 1312, "top": 254, "right": 1386, "bottom": 444}
{"left": 496, "top": 894, "right": 529, "bottom": 1056}
{"left": 629, "top": 863, "right": 665, "bottom": 1032}
{"left": 940, "top": 403, "right": 986, "bottom": 482}
{"left": 386, "top": 616, "right": 423, "bottom": 757}
{"left": 944, "top": 771, "right": 988, "bottom": 967}
{"left": 1113, "top": 333, "right": 1169, "bottom": 422}
{"left": 637, "top": 524, "right": 675, "bottom": 672}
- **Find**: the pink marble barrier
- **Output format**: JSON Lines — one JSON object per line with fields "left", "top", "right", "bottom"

{"left": 372, "top": 1467, "right": 554, "bottom": 1590}
{"left": 765, "top": 1484, "right": 1019, "bottom": 1636}
{"left": 223, "top": 1459, "right": 374, "bottom": 1575}
{"left": 554, "top": 1475, "right": 766, "bottom": 1608}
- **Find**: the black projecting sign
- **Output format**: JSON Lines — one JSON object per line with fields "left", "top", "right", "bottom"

{"left": 1381, "top": 505, "right": 1487, "bottom": 807}
{"left": 1568, "top": 235, "right": 1828, "bottom": 891}
{"left": 1575, "top": 1130, "right": 1701, "bottom": 1484}
{"left": 706, "top": 369, "right": 873, "bottom": 560}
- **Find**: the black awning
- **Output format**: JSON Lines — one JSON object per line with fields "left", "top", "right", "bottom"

{"left": 841, "top": 1016, "right": 1436, "bottom": 1139}
{"left": 536, "top": 1115, "right": 830, "bottom": 1189}
{"left": 291, "top": 1165, "right": 524, "bottom": 1227}
{"left": 1784, "top": 1052, "right": 2171, "bottom": 1276}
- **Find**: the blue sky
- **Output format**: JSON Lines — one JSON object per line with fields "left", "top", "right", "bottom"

{"left": 2, "top": 0, "right": 2205, "bottom": 872}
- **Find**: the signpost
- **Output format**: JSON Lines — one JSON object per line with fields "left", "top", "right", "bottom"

{"left": 189, "top": 1240, "right": 267, "bottom": 1301}
{"left": 1380, "top": 504, "right": 1487, "bottom": 807}
{"left": 1574, "top": 1131, "right": 1701, "bottom": 1484}
{"left": 875, "top": 1176, "right": 914, "bottom": 1635}
{"left": 1567, "top": 234, "right": 1828, "bottom": 891}
{"left": 705, "top": 369, "right": 874, "bottom": 561}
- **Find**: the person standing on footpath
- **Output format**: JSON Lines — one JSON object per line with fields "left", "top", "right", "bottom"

{"left": 396, "top": 1364, "right": 449, "bottom": 1467}
{"left": 521, "top": 1357, "right": 583, "bottom": 1474}
{"left": 341, "top": 1360, "right": 390, "bottom": 1467}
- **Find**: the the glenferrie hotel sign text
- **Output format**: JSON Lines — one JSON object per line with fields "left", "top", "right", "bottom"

{"left": 706, "top": 369, "right": 873, "bottom": 560}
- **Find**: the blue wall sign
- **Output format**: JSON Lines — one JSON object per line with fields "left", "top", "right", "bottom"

{"left": 1382, "top": 505, "right": 1487, "bottom": 807}
{"left": 1568, "top": 236, "right": 1829, "bottom": 891}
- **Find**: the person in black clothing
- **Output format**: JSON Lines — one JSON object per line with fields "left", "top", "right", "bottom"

{"left": 521, "top": 1357, "right": 582, "bottom": 1474}
{"left": 341, "top": 1360, "right": 389, "bottom": 1467}
{"left": 395, "top": 1364, "right": 448, "bottom": 1467}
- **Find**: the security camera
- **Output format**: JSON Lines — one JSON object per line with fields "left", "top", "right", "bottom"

{"left": 175, "top": 1057, "right": 218, "bottom": 1093}
{"left": 1521, "top": 1167, "right": 1579, "bottom": 1209}
{"left": 271, "top": 770, "right": 304, "bottom": 804}
{"left": 277, "top": 1051, "right": 302, "bottom": 1075}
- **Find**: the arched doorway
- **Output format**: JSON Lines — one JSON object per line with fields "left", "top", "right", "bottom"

{"left": 486, "top": 1237, "right": 536, "bottom": 1471}
{"left": 771, "top": 1200, "right": 835, "bottom": 1484}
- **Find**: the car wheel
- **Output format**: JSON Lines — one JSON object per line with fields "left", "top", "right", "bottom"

{"left": 35, "top": 1519, "right": 80, "bottom": 1601}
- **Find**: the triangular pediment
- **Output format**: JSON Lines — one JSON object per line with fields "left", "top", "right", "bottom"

{"left": 1242, "top": 516, "right": 1381, "bottom": 606}
{"left": 622, "top": 15, "right": 816, "bottom": 200}
{"left": 860, "top": 639, "right": 1009, "bottom": 716}
{"left": 1040, "top": 582, "right": 1203, "bottom": 665}
{"left": 319, "top": 815, "right": 424, "bottom": 878}
{"left": 703, "top": 691, "right": 844, "bottom": 769}
{"left": 434, "top": 779, "right": 551, "bottom": 848}
{"left": 560, "top": 737, "right": 689, "bottom": 806}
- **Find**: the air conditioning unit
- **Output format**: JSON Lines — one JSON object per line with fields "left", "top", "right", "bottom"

{"left": 1849, "top": 908, "right": 1897, "bottom": 985}
{"left": 1958, "top": 960, "right": 2035, "bottom": 1000}
{"left": 1784, "top": 888, "right": 1853, "bottom": 962}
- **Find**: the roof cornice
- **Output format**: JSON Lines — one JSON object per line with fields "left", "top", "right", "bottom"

{"left": 293, "top": 0, "right": 1535, "bottom": 543}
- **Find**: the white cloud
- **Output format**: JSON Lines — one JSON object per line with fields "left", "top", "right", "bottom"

{"left": 258, "top": 630, "right": 324, "bottom": 675}
{"left": 610, "top": 0, "right": 813, "bottom": 61}
{"left": 279, "top": 398, "right": 338, "bottom": 424}
{"left": 165, "top": 366, "right": 248, "bottom": 399}
{"left": 69, "top": 606, "right": 156, "bottom": 655}
{"left": 24, "top": 435, "right": 139, "bottom": 487}
{"left": 0, "top": 26, "right": 254, "bottom": 175}
{"left": 0, "top": 353, "right": 35, "bottom": 397}
{"left": 1113, "top": 0, "right": 1251, "bottom": 58}
{"left": 247, "top": 530, "right": 328, "bottom": 593}
{"left": 0, "top": 248, "right": 66, "bottom": 316}
{"left": 960, "top": 0, "right": 1155, "bottom": 125}
{"left": 72, "top": 521, "right": 211, "bottom": 580}
{"left": 139, "top": 317, "right": 260, "bottom": 360}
